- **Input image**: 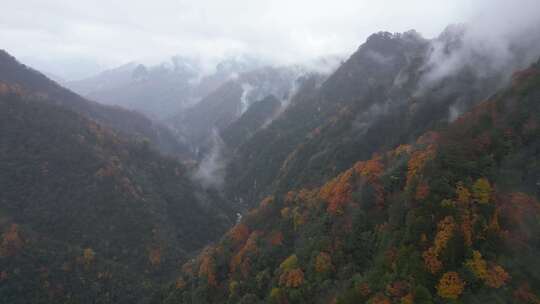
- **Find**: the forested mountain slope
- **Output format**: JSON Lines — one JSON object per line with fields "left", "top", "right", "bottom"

{"left": 0, "top": 50, "right": 188, "bottom": 156}
{"left": 0, "top": 86, "right": 233, "bottom": 303}
{"left": 220, "top": 94, "right": 282, "bottom": 151}
{"left": 224, "top": 28, "right": 540, "bottom": 208}
{"left": 162, "top": 59, "right": 540, "bottom": 304}
{"left": 170, "top": 66, "right": 309, "bottom": 153}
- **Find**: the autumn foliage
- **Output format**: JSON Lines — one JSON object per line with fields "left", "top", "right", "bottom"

{"left": 385, "top": 281, "right": 409, "bottom": 298}
{"left": 228, "top": 223, "right": 250, "bottom": 246}
{"left": 456, "top": 182, "right": 471, "bottom": 205}
{"left": 370, "top": 293, "right": 391, "bottom": 304}
{"left": 280, "top": 255, "right": 298, "bottom": 271}
{"left": 437, "top": 271, "right": 465, "bottom": 300}
{"left": 319, "top": 168, "right": 354, "bottom": 215}
{"left": 354, "top": 155, "right": 384, "bottom": 179}
{"left": 415, "top": 181, "right": 430, "bottom": 200}
{"left": 357, "top": 282, "right": 371, "bottom": 297}
{"left": 76, "top": 248, "right": 96, "bottom": 269}
{"left": 354, "top": 155, "right": 385, "bottom": 207}
{"left": 0, "top": 224, "right": 24, "bottom": 257}
{"left": 279, "top": 268, "right": 304, "bottom": 288}
{"left": 148, "top": 247, "right": 162, "bottom": 266}
{"left": 423, "top": 216, "right": 455, "bottom": 273}
{"left": 460, "top": 211, "right": 473, "bottom": 246}
{"left": 199, "top": 248, "right": 218, "bottom": 286}
{"left": 230, "top": 231, "right": 261, "bottom": 277}
{"left": 268, "top": 231, "right": 284, "bottom": 246}
{"left": 466, "top": 250, "right": 510, "bottom": 288}
{"left": 485, "top": 266, "right": 510, "bottom": 288}
{"left": 513, "top": 283, "right": 540, "bottom": 304}
{"left": 314, "top": 252, "right": 333, "bottom": 274}
{"left": 406, "top": 144, "right": 436, "bottom": 188}
{"left": 434, "top": 216, "right": 455, "bottom": 252}
{"left": 466, "top": 251, "right": 488, "bottom": 279}
{"left": 472, "top": 178, "right": 492, "bottom": 204}
{"left": 422, "top": 247, "right": 442, "bottom": 274}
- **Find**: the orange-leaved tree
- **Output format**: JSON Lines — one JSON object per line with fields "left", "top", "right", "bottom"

{"left": 0, "top": 224, "right": 24, "bottom": 257}
{"left": 199, "top": 248, "right": 217, "bottom": 286}
{"left": 314, "top": 252, "right": 333, "bottom": 274}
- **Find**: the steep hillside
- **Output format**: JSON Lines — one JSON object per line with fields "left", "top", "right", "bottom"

{"left": 65, "top": 62, "right": 139, "bottom": 96}
{"left": 174, "top": 81, "right": 244, "bottom": 152}
{"left": 221, "top": 95, "right": 281, "bottom": 151}
{"left": 0, "top": 50, "right": 187, "bottom": 156}
{"left": 162, "top": 60, "right": 540, "bottom": 304}
{"left": 170, "top": 66, "right": 308, "bottom": 153}
{"left": 0, "top": 87, "right": 234, "bottom": 303}
{"left": 225, "top": 28, "right": 539, "bottom": 208}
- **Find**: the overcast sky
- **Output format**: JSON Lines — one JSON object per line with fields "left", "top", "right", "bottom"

{"left": 0, "top": 0, "right": 532, "bottom": 80}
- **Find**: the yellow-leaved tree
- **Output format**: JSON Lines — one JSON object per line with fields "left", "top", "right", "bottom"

{"left": 472, "top": 178, "right": 492, "bottom": 204}
{"left": 278, "top": 255, "right": 304, "bottom": 288}
{"left": 314, "top": 252, "right": 333, "bottom": 274}
{"left": 437, "top": 271, "right": 465, "bottom": 300}
{"left": 466, "top": 250, "right": 510, "bottom": 288}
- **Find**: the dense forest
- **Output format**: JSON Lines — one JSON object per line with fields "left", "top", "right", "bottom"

{"left": 0, "top": 81, "right": 233, "bottom": 303}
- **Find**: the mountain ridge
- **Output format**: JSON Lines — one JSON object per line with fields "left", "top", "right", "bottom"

{"left": 223, "top": 27, "right": 540, "bottom": 210}
{"left": 0, "top": 50, "right": 188, "bottom": 157}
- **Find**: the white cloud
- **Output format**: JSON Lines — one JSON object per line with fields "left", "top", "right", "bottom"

{"left": 418, "top": 0, "right": 540, "bottom": 91}
{"left": 0, "top": 0, "right": 519, "bottom": 80}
